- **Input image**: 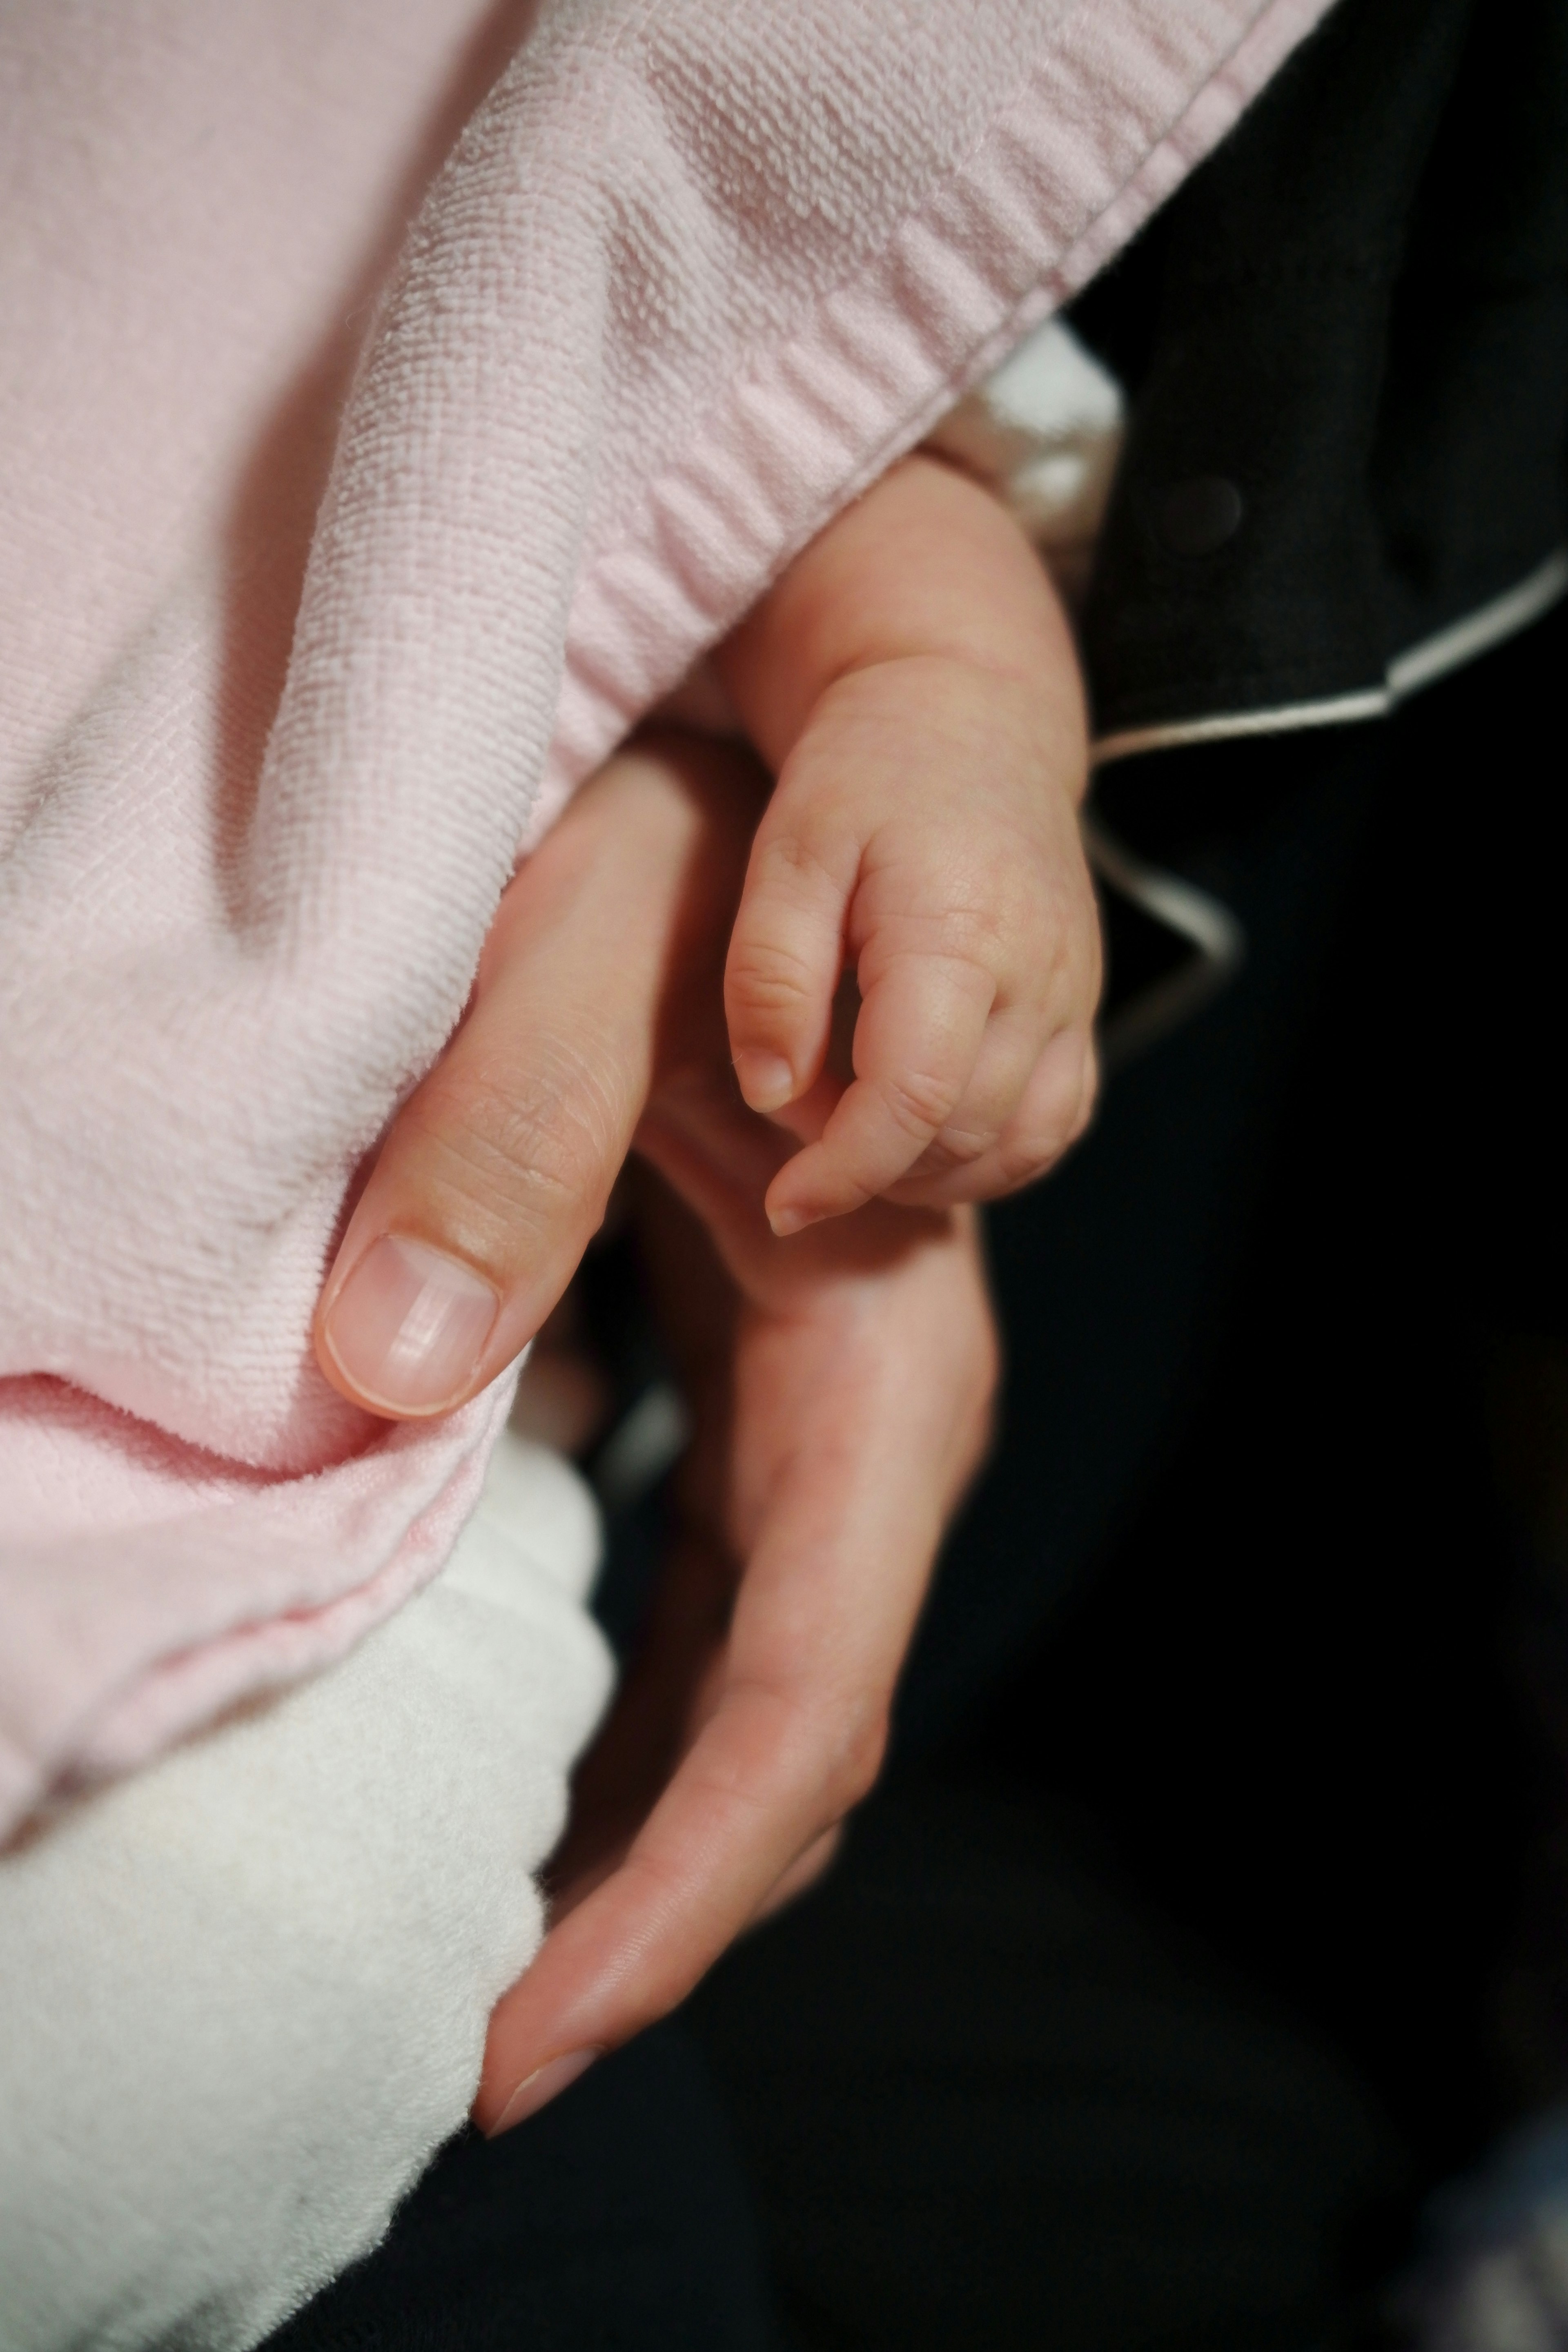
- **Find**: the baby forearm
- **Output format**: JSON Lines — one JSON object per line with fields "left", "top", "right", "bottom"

{"left": 716, "top": 451, "right": 1089, "bottom": 804}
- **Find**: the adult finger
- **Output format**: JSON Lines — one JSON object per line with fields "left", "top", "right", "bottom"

{"left": 314, "top": 735, "right": 753, "bottom": 1417}
{"left": 475, "top": 1165, "right": 995, "bottom": 2132}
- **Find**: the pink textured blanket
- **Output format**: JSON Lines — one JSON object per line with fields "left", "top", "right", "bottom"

{"left": 0, "top": 0, "right": 1330, "bottom": 1844}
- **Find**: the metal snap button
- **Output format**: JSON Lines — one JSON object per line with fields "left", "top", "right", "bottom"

{"left": 1156, "top": 475, "right": 1244, "bottom": 555}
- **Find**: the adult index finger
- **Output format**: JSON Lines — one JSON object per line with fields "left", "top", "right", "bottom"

{"left": 474, "top": 1174, "right": 996, "bottom": 2132}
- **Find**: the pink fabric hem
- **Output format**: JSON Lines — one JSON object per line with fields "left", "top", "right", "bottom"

{"left": 0, "top": 1376, "right": 511, "bottom": 1841}
{"left": 530, "top": 0, "right": 1329, "bottom": 839}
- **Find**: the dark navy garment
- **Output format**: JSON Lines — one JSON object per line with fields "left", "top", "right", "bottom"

{"left": 1074, "top": 0, "right": 1568, "bottom": 748}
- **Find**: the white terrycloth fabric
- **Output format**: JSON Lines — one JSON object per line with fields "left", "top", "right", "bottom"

{"left": 927, "top": 315, "right": 1126, "bottom": 601}
{"left": 0, "top": 0, "right": 1334, "bottom": 1842}
{"left": 0, "top": 1428, "right": 611, "bottom": 2352}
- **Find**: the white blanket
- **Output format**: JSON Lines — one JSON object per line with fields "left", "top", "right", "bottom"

{"left": 0, "top": 1428, "right": 610, "bottom": 2351}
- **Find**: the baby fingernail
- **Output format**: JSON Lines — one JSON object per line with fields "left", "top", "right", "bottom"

{"left": 768, "top": 1205, "right": 810, "bottom": 1238}
{"left": 735, "top": 1051, "right": 795, "bottom": 1113}
{"left": 322, "top": 1235, "right": 499, "bottom": 1414}
{"left": 487, "top": 2048, "right": 600, "bottom": 2136}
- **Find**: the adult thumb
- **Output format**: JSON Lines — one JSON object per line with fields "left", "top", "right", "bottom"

{"left": 314, "top": 738, "right": 735, "bottom": 1418}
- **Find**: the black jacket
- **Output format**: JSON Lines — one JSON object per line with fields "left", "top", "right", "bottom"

{"left": 1071, "top": 0, "right": 1568, "bottom": 760}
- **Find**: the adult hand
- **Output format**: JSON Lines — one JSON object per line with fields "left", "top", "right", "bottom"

{"left": 314, "top": 731, "right": 998, "bottom": 2129}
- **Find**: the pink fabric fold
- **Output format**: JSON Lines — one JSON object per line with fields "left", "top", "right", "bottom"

{"left": 0, "top": 0, "right": 1334, "bottom": 1844}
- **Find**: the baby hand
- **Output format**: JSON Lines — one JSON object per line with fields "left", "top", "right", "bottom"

{"left": 718, "top": 452, "right": 1100, "bottom": 1231}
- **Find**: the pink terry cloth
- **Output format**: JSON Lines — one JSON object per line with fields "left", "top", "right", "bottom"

{"left": 0, "top": 0, "right": 1333, "bottom": 1844}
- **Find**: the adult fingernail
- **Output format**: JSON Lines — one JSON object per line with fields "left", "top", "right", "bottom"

{"left": 486, "top": 2048, "right": 600, "bottom": 2136}
{"left": 735, "top": 1051, "right": 795, "bottom": 1114}
{"left": 322, "top": 1235, "right": 499, "bottom": 1413}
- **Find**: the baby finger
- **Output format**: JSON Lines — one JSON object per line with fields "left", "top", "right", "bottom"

{"left": 763, "top": 949, "right": 994, "bottom": 1233}
{"left": 889, "top": 1025, "right": 1098, "bottom": 1207}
